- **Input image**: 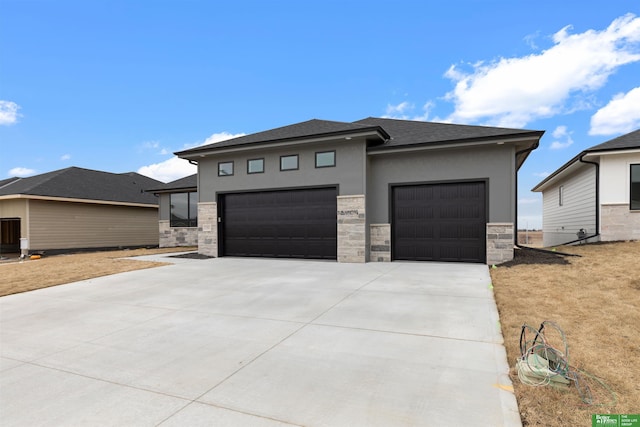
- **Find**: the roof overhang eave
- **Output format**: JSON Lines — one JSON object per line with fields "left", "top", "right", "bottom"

{"left": 176, "top": 127, "right": 390, "bottom": 160}
{"left": 0, "top": 194, "right": 158, "bottom": 208}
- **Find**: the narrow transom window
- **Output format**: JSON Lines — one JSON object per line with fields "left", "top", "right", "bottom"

{"left": 280, "top": 155, "right": 298, "bottom": 171}
{"left": 218, "top": 161, "right": 234, "bottom": 176}
{"left": 247, "top": 158, "right": 264, "bottom": 174}
{"left": 631, "top": 164, "right": 640, "bottom": 210}
{"left": 315, "top": 151, "right": 336, "bottom": 168}
{"left": 559, "top": 185, "right": 564, "bottom": 206}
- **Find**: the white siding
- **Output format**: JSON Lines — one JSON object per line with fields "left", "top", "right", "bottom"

{"left": 542, "top": 165, "right": 596, "bottom": 247}
{"left": 599, "top": 151, "right": 640, "bottom": 204}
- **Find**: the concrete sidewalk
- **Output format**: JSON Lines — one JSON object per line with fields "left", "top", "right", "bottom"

{"left": 0, "top": 256, "right": 520, "bottom": 426}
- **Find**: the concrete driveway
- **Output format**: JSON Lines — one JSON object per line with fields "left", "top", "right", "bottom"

{"left": 0, "top": 255, "right": 520, "bottom": 426}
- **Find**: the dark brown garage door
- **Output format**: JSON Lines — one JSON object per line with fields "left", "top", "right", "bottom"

{"left": 392, "top": 182, "right": 486, "bottom": 263}
{"left": 220, "top": 187, "right": 337, "bottom": 259}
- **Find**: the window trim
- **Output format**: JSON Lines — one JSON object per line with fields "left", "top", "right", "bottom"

{"left": 218, "top": 161, "right": 234, "bottom": 177}
{"left": 631, "top": 164, "right": 640, "bottom": 211}
{"left": 247, "top": 158, "right": 265, "bottom": 174}
{"left": 315, "top": 150, "right": 336, "bottom": 168}
{"left": 559, "top": 185, "right": 564, "bottom": 207}
{"left": 280, "top": 154, "right": 299, "bottom": 171}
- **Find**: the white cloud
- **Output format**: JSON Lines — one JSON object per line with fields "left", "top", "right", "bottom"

{"left": 60, "top": 154, "right": 71, "bottom": 161}
{"left": 384, "top": 101, "right": 414, "bottom": 118}
{"left": 137, "top": 156, "right": 197, "bottom": 183}
{"left": 589, "top": 86, "right": 640, "bottom": 135}
{"left": 383, "top": 101, "right": 434, "bottom": 121}
{"left": 0, "top": 100, "right": 20, "bottom": 125}
{"left": 9, "top": 167, "right": 36, "bottom": 177}
{"left": 533, "top": 171, "right": 551, "bottom": 178}
{"left": 549, "top": 125, "right": 574, "bottom": 149}
{"left": 137, "top": 131, "right": 245, "bottom": 182}
{"left": 444, "top": 14, "right": 640, "bottom": 127}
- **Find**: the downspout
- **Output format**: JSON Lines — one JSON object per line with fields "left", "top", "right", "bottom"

{"left": 557, "top": 153, "right": 600, "bottom": 245}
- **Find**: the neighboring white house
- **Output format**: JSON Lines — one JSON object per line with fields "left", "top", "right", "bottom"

{"left": 532, "top": 129, "right": 640, "bottom": 247}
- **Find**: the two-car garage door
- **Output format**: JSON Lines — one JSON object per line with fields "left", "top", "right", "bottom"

{"left": 220, "top": 187, "right": 337, "bottom": 260}
{"left": 218, "top": 181, "right": 486, "bottom": 263}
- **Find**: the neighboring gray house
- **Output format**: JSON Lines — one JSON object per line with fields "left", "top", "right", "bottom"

{"left": 532, "top": 129, "right": 640, "bottom": 247}
{"left": 171, "top": 117, "right": 543, "bottom": 264}
{"left": 0, "top": 167, "right": 162, "bottom": 253}
{"left": 147, "top": 174, "right": 198, "bottom": 248}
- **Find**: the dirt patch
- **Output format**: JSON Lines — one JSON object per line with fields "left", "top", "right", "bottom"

{"left": 0, "top": 247, "right": 197, "bottom": 297}
{"left": 169, "top": 252, "right": 213, "bottom": 260}
{"left": 499, "top": 247, "right": 571, "bottom": 267}
{"left": 491, "top": 240, "right": 640, "bottom": 426}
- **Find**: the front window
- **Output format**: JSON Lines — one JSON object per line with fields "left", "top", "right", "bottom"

{"left": 218, "top": 161, "right": 234, "bottom": 176}
{"left": 631, "top": 164, "right": 640, "bottom": 210}
{"left": 280, "top": 155, "right": 298, "bottom": 171}
{"left": 170, "top": 192, "right": 198, "bottom": 227}
{"left": 248, "top": 158, "right": 264, "bottom": 174}
{"left": 315, "top": 151, "right": 336, "bottom": 168}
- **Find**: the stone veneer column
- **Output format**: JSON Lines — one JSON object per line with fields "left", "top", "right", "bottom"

{"left": 197, "top": 202, "right": 218, "bottom": 257}
{"left": 159, "top": 220, "right": 171, "bottom": 248}
{"left": 486, "top": 223, "right": 514, "bottom": 265}
{"left": 601, "top": 204, "right": 640, "bottom": 241}
{"left": 337, "top": 195, "right": 366, "bottom": 263}
{"left": 369, "top": 224, "right": 391, "bottom": 262}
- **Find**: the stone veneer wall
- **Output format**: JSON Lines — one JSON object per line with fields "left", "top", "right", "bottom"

{"left": 487, "top": 223, "right": 514, "bottom": 265}
{"left": 197, "top": 202, "right": 218, "bottom": 257}
{"left": 158, "top": 220, "right": 198, "bottom": 248}
{"left": 337, "top": 195, "right": 366, "bottom": 263}
{"left": 369, "top": 224, "right": 391, "bottom": 262}
{"left": 601, "top": 204, "right": 640, "bottom": 241}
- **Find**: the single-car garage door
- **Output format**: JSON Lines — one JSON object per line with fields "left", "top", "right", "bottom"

{"left": 392, "top": 181, "right": 486, "bottom": 263}
{"left": 220, "top": 187, "right": 337, "bottom": 259}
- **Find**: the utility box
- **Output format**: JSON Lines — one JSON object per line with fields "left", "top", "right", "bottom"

{"left": 20, "top": 238, "right": 29, "bottom": 257}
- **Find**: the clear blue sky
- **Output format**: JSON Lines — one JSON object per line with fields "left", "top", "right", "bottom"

{"left": 1, "top": 0, "right": 639, "bottom": 228}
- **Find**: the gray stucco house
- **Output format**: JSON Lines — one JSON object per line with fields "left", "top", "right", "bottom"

{"left": 165, "top": 117, "right": 543, "bottom": 264}
{"left": 532, "top": 129, "right": 640, "bottom": 247}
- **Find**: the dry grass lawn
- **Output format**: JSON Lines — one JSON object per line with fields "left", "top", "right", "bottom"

{"left": 491, "top": 241, "right": 640, "bottom": 426}
{"left": 0, "top": 247, "right": 196, "bottom": 297}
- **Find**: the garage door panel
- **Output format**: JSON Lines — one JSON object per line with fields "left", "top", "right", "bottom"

{"left": 221, "top": 188, "right": 337, "bottom": 260}
{"left": 393, "top": 182, "right": 486, "bottom": 263}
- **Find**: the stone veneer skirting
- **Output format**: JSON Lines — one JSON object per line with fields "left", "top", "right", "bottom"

{"left": 486, "top": 223, "right": 514, "bottom": 265}
{"left": 197, "top": 202, "right": 218, "bottom": 257}
{"left": 369, "top": 224, "right": 391, "bottom": 262}
{"left": 158, "top": 220, "right": 198, "bottom": 248}
{"left": 337, "top": 195, "right": 366, "bottom": 263}
{"left": 601, "top": 204, "right": 640, "bottom": 241}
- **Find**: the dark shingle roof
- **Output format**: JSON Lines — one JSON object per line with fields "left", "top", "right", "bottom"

{"left": 354, "top": 117, "right": 543, "bottom": 149}
{"left": 176, "top": 119, "right": 389, "bottom": 156}
{"left": 176, "top": 117, "right": 542, "bottom": 158}
{"left": 146, "top": 174, "right": 197, "bottom": 193}
{"left": 586, "top": 129, "right": 640, "bottom": 151}
{"left": 0, "top": 167, "right": 162, "bottom": 205}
